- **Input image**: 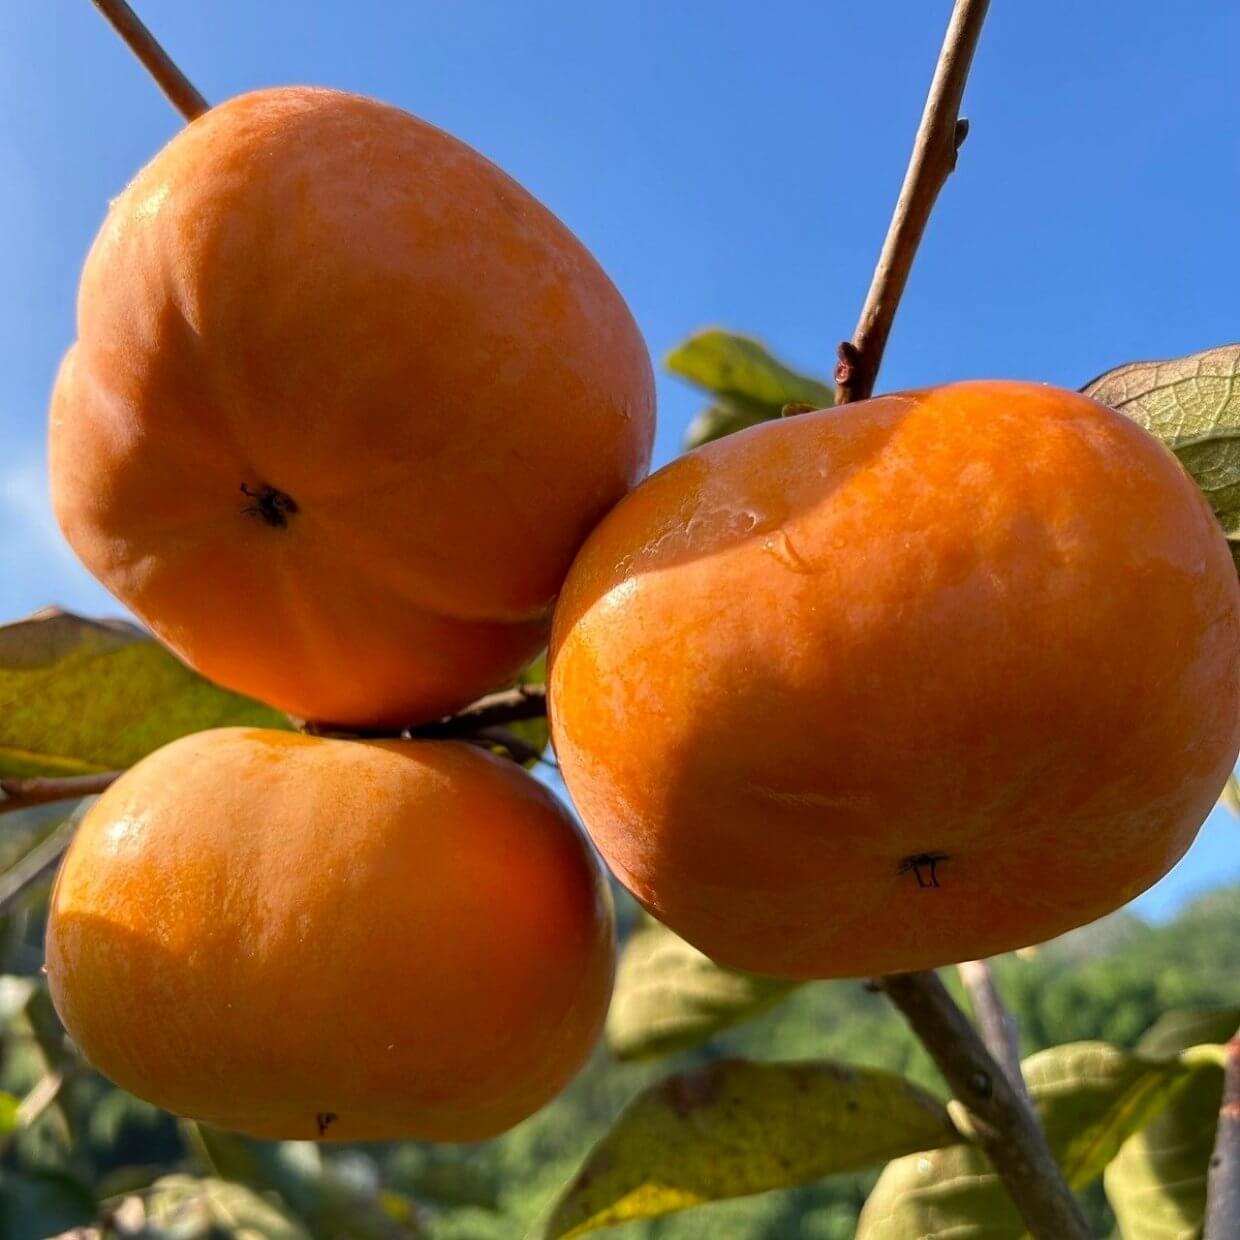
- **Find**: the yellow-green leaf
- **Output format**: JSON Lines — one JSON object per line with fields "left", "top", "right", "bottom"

{"left": 188, "top": 1123, "right": 421, "bottom": 1238}
{"left": 857, "top": 1041, "right": 1194, "bottom": 1239}
{"left": 1083, "top": 344, "right": 1240, "bottom": 569}
{"left": 144, "top": 1174, "right": 310, "bottom": 1239}
{"left": 1104, "top": 1006, "right": 1240, "bottom": 1240}
{"left": 667, "top": 329, "right": 832, "bottom": 449}
{"left": 606, "top": 916, "right": 802, "bottom": 1061}
{"left": 1221, "top": 772, "right": 1240, "bottom": 819}
{"left": 533, "top": 1058, "right": 957, "bottom": 1239}
{"left": 0, "top": 608, "right": 287, "bottom": 778}
{"left": 683, "top": 404, "right": 774, "bottom": 450}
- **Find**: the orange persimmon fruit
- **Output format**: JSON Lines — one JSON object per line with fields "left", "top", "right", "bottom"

{"left": 50, "top": 86, "right": 654, "bottom": 727}
{"left": 45, "top": 729, "right": 615, "bottom": 1142}
{"left": 549, "top": 380, "right": 1240, "bottom": 979}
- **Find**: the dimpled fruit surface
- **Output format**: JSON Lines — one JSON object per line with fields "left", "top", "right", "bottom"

{"left": 50, "top": 86, "right": 654, "bottom": 728}
{"left": 549, "top": 380, "right": 1240, "bottom": 979}
{"left": 46, "top": 729, "right": 615, "bottom": 1141}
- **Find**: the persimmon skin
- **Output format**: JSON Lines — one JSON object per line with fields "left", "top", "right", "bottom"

{"left": 549, "top": 380, "right": 1240, "bottom": 979}
{"left": 46, "top": 730, "right": 615, "bottom": 1142}
{"left": 49, "top": 86, "right": 654, "bottom": 727}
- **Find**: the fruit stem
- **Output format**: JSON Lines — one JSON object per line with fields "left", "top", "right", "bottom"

{"left": 1205, "top": 1025, "right": 1240, "bottom": 1239}
{"left": 880, "top": 971, "right": 1091, "bottom": 1240}
{"left": 832, "top": 0, "right": 989, "bottom": 405}
{"left": 89, "top": 0, "right": 209, "bottom": 121}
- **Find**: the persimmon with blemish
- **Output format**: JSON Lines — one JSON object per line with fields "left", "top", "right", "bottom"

{"left": 549, "top": 380, "right": 1240, "bottom": 978}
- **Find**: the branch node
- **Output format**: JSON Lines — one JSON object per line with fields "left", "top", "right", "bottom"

{"left": 834, "top": 340, "right": 862, "bottom": 387}
{"left": 880, "top": 970, "right": 1090, "bottom": 1239}
{"left": 833, "top": 0, "right": 990, "bottom": 406}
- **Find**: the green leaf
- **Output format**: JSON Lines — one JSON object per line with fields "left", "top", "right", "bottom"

{"left": 0, "top": 607, "right": 288, "bottom": 778}
{"left": 1138, "top": 1006, "right": 1240, "bottom": 1059}
{"left": 533, "top": 1058, "right": 957, "bottom": 1239}
{"left": 1221, "top": 772, "right": 1240, "bottom": 819}
{"left": 0, "top": 1090, "right": 19, "bottom": 1135}
{"left": 683, "top": 404, "right": 775, "bottom": 450}
{"left": 0, "top": 1169, "right": 95, "bottom": 1238}
{"left": 189, "top": 1123, "right": 421, "bottom": 1237}
{"left": 1104, "top": 1006, "right": 1240, "bottom": 1240}
{"left": 144, "top": 1173, "right": 311, "bottom": 1238}
{"left": 606, "top": 916, "right": 803, "bottom": 1061}
{"left": 667, "top": 329, "right": 832, "bottom": 448}
{"left": 855, "top": 1143, "right": 1010, "bottom": 1240}
{"left": 857, "top": 1041, "right": 1194, "bottom": 1239}
{"left": 1082, "top": 344, "right": 1240, "bottom": 568}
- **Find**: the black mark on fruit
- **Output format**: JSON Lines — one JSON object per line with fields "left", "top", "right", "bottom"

{"left": 315, "top": 1111, "right": 337, "bottom": 1136}
{"left": 240, "top": 483, "right": 299, "bottom": 529}
{"left": 899, "top": 852, "right": 949, "bottom": 889}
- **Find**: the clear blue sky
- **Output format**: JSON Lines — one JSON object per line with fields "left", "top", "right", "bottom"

{"left": 2, "top": 1, "right": 1237, "bottom": 919}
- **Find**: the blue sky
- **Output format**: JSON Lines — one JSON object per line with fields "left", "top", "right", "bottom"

{"left": 2, "top": 1, "right": 1237, "bottom": 919}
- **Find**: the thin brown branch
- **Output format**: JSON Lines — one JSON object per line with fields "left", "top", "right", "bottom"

{"left": 881, "top": 971, "right": 1090, "bottom": 1240}
{"left": 0, "top": 771, "right": 121, "bottom": 816}
{"left": 957, "top": 958, "right": 1030, "bottom": 1105}
{"left": 1206, "top": 1027, "right": 1240, "bottom": 1239}
{"left": 297, "top": 683, "right": 550, "bottom": 758}
{"left": 407, "top": 684, "right": 549, "bottom": 739}
{"left": 90, "top": 0, "right": 209, "bottom": 122}
{"left": 16, "top": 1068, "right": 67, "bottom": 1131}
{"left": 833, "top": 0, "right": 990, "bottom": 404}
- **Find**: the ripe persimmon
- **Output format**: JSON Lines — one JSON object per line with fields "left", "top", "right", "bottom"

{"left": 46, "top": 729, "right": 614, "bottom": 1141}
{"left": 549, "top": 380, "right": 1240, "bottom": 979}
{"left": 50, "top": 86, "right": 654, "bottom": 728}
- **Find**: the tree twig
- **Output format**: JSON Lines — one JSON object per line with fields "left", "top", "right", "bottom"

{"left": 833, "top": 5, "right": 1086, "bottom": 1234}
{"left": 0, "top": 689, "right": 549, "bottom": 816}
{"left": 1206, "top": 1026, "right": 1240, "bottom": 1239}
{"left": 0, "top": 772, "right": 121, "bottom": 816}
{"left": 833, "top": 0, "right": 990, "bottom": 404}
{"left": 957, "top": 958, "right": 1030, "bottom": 1104}
{"left": 16, "top": 1068, "right": 68, "bottom": 1131}
{"left": 89, "top": 0, "right": 209, "bottom": 122}
{"left": 881, "top": 971, "right": 1090, "bottom": 1240}
{"left": 409, "top": 684, "right": 548, "bottom": 739}
{"left": 300, "top": 684, "right": 550, "bottom": 744}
